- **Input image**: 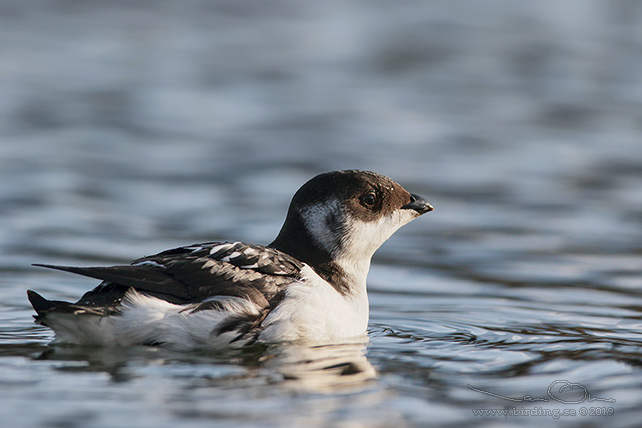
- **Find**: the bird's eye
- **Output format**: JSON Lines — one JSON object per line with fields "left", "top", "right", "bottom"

{"left": 361, "top": 193, "right": 376, "bottom": 207}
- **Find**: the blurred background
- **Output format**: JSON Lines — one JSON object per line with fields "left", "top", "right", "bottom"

{"left": 1, "top": 1, "right": 642, "bottom": 427}
{"left": 2, "top": 0, "right": 641, "bottom": 256}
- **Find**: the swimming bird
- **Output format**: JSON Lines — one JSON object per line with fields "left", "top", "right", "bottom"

{"left": 28, "top": 170, "right": 432, "bottom": 350}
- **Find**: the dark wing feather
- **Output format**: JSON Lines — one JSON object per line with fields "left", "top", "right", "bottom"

{"left": 34, "top": 242, "right": 304, "bottom": 311}
{"left": 32, "top": 264, "right": 193, "bottom": 299}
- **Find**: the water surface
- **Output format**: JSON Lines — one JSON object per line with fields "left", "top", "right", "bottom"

{"left": 1, "top": 1, "right": 642, "bottom": 427}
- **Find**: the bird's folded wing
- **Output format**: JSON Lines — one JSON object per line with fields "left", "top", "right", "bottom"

{"left": 35, "top": 242, "right": 304, "bottom": 308}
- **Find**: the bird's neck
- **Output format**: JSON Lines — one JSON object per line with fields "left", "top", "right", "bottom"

{"left": 270, "top": 213, "right": 369, "bottom": 297}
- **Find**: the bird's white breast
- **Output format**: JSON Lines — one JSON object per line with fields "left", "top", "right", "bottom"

{"left": 259, "top": 265, "right": 369, "bottom": 343}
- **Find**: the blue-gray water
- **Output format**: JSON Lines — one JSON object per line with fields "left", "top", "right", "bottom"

{"left": 2, "top": 1, "right": 642, "bottom": 427}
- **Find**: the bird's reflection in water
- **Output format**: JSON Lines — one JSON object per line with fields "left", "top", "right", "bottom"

{"left": 262, "top": 339, "right": 376, "bottom": 392}
{"left": 33, "top": 338, "right": 376, "bottom": 392}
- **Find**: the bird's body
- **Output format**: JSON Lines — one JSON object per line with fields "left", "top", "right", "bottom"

{"left": 28, "top": 170, "right": 432, "bottom": 350}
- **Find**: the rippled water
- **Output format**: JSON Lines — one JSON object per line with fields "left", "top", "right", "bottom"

{"left": 2, "top": 1, "right": 642, "bottom": 427}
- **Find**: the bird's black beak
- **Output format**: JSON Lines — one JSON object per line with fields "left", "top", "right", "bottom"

{"left": 402, "top": 193, "right": 433, "bottom": 214}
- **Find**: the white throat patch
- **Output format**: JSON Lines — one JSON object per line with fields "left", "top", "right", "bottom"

{"left": 298, "top": 198, "right": 420, "bottom": 290}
